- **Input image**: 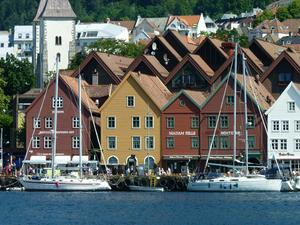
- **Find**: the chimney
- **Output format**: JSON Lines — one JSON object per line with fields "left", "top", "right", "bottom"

{"left": 221, "top": 42, "right": 236, "bottom": 56}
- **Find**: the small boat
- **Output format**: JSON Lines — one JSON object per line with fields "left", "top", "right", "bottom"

{"left": 128, "top": 185, "right": 164, "bottom": 192}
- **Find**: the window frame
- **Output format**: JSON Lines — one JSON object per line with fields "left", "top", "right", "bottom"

{"left": 166, "top": 136, "right": 175, "bottom": 149}
{"left": 126, "top": 96, "right": 135, "bottom": 108}
{"left": 33, "top": 118, "right": 41, "bottom": 128}
{"left": 287, "top": 101, "right": 295, "bottom": 112}
{"left": 145, "top": 116, "right": 154, "bottom": 128}
{"left": 271, "top": 120, "right": 280, "bottom": 132}
{"left": 208, "top": 136, "right": 218, "bottom": 149}
{"left": 145, "top": 136, "right": 155, "bottom": 150}
{"left": 107, "top": 116, "right": 116, "bottom": 129}
{"left": 32, "top": 136, "right": 40, "bottom": 149}
{"left": 72, "top": 136, "right": 80, "bottom": 149}
{"left": 132, "top": 116, "right": 140, "bottom": 129}
{"left": 107, "top": 136, "right": 117, "bottom": 150}
{"left": 191, "top": 136, "right": 199, "bottom": 149}
{"left": 52, "top": 96, "right": 63, "bottom": 108}
{"left": 72, "top": 117, "right": 80, "bottom": 128}
{"left": 45, "top": 117, "right": 52, "bottom": 129}
{"left": 44, "top": 136, "right": 52, "bottom": 149}
{"left": 166, "top": 117, "right": 175, "bottom": 129}
{"left": 132, "top": 136, "right": 141, "bottom": 150}
{"left": 208, "top": 115, "right": 217, "bottom": 129}
{"left": 191, "top": 116, "right": 199, "bottom": 129}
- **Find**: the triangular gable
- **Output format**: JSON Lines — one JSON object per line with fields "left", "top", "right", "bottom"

{"left": 165, "top": 54, "right": 214, "bottom": 85}
{"left": 242, "top": 48, "right": 264, "bottom": 75}
{"left": 265, "top": 82, "right": 300, "bottom": 115}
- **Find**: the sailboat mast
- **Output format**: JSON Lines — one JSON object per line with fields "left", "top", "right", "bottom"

{"left": 52, "top": 57, "right": 59, "bottom": 178}
{"left": 78, "top": 74, "right": 83, "bottom": 179}
{"left": 233, "top": 43, "right": 238, "bottom": 167}
{"left": 242, "top": 53, "right": 249, "bottom": 176}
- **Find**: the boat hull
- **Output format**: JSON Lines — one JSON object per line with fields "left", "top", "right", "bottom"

{"left": 128, "top": 185, "right": 164, "bottom": 192}
{"left": 19, "top": 177, "right": 111, "bottom": 191}
{"left": 187, "top": 177, "right": 283, "bottom": 192}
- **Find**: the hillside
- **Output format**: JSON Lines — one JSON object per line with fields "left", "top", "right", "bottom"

{"left": 0, "top": 0, "right": 276, "bottom": 30}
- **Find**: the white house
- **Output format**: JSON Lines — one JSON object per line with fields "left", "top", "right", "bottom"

{"left": 13, "top": 25, "right": 33, "bottom": 62}
{"left": 33, "top": 0, "right": 76, "bottom": 88}
{"left": 75, "top": 22, "right": 129, "bottom": 51}
{"left": 0, "top": 31, "right": 13, "bottom": 59}
{"left": 204, "top": 16, "right": 218, "bottom": 34}
{"left": 265, "top": 82, "right": 300, "bottom": 171}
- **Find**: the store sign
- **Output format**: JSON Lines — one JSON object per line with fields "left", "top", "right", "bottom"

{"left": 220, "top": 131, "right": 241, "bottom": 136}
{"left": 168, "top": 131, "right": 196, "bottom": 136}
{"left": 279, "top": 153, "right": 295, "bottom": 156}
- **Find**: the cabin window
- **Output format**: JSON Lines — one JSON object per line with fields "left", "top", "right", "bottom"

{"left": 45, "top": 117, "right": 52, "bottom": 128}
{"left": 280, "top": 139, "right": 287, "bottom": 150}
{"left": 107, "top": 116, "right": 116, "bottom": 128}
{"left": 208, "top": 136, "right": 218, "bottom": 149}
{"left": 247, "top": 116, "right": 255, "bottom": 128}
{"left": 271, "top": 120, "right": 280, "bottom": 132}
{"left": 191, "top": 137, "right": 199, "bottom": 149}
{"left": 295, "top": 139, "right": 300, "bottom": 151}
{"left": 226, "top": 96, "right": 234, "bottom": 105}
{"left": 295, "top": 120, "right": 300, "bottom": 132}
{"left": 72, "top": 136, "right": 80, "bottom": 149}
{"left": 33, "top": 118, "right": 41, "bottom": 128}
{"left": 32, "top": 136, "right": 40, "bottom": 148}
{"left": 166, "top": 137, "right": 175, "bottom": 149}
{"left": 220, "top": 115, "right": 229, "bottom": 128}
{"left": 271, "top": 139, "right": 278, "bottom": 150}
{"left": 278, "top": 73, "right": 292, "bottom": 85}
{"left": 145, "top": 136, "right": 154, "bottom": 149}
{"left": 208, "top": 116, "right": 217, "bottom": 128}
{"left": 108, "top": 156, "right": 118, "bottom": 165}
{"left": 288, "top": 101, "right": 295, "bottom": 112}
{"left": 52, "top": 97, "right": 63, "bottom": 108}
{"left": 132, "top": 136, "right": 141, "bottom": 149}
{"left": 132, "top": 116, "right": 140, "bottom": 128}
{"left": 145, "top": 116, "right": 154, "bottom": 128}
{"left": 220, "top": 136, "right": 230, "bottom": 149}
{"left": 282, "top": 120, "right": 289, "bottom": 132}
{"left": 107, "top": 136, "right": 117, "bottom": 149}
{"left": 127, "top": 96, "right": 135, "bottom": 107}
{"left": 191, "top": 117, "right": 199, "bottom": 128}
{"left": 44, "top": 136, "right": 52, "bottom": 149}
{"left": 72, "top": 117, "right": 80, "bottom": 128}
{"left": 248, "top": 136, "right": 255, "bottom": 149}
{"left": 166, "top": 117, "right": 175, "bottom": 128}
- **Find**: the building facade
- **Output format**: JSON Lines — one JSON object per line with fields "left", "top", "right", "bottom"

{"left": 13, "top": 25, "right": 33, "bottom": 62}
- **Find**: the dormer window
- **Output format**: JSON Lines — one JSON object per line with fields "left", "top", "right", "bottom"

{"left": 288, "top": 101, "right": 295, "bottom": 112}
{"left": 127, "top": 96, "right": 135, "bottom": 107}
{"left": 52, "top": 97, "right": 63, "bottom": 108}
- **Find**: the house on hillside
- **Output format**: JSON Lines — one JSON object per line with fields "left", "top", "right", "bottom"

{"left": 13, "top": 25, "right": 33, "bottom": 62}
{"left": 0, "top": 31, "right": 13, "bottom": 59}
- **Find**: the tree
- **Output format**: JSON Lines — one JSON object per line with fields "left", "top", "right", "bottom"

{"left": 254, "top": 9, "right": 274, "bottom": 27}
{"left": 0, "top": 68, "right": 12, "bottom": 128}
{"left": 210, "top": 29, "right": 249, "bottom": 47}
{"left": 288, "top": 0, "right": 300, "bottom": 18}
{"left": 69, "top": 51, "right": 88, "bottom": 70}
{"left": 276, "top": 7, "right": 292, "bottom": 21}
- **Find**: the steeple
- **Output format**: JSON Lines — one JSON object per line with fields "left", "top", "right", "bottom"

{"left": 34, "top": 0, "right": 76, "bottom": 21}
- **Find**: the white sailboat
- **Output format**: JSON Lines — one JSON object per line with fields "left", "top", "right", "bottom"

{"left": 187, "top": 43, "right": 283, "bottom": 192}
{"left": 19, "top": 58, "right": 111, "bottom": 191}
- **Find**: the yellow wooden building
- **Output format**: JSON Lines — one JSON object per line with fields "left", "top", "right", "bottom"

{"left": 100, "top": 72, "right": 172, "bottom": 170}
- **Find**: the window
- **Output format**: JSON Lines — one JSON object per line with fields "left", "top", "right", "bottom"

{"left": 127, "top": 96, "right": 135, "bottom": 107}
{"left": 56, "top": 53, "right": 61, "bottom": 62}
{"left": 145, "top": 136, "right": 154, "bottom": 149}
{"left": 191, "top": 117, "right": 199, "bottom": 128}
{"left": 272, "top": 120, "right": 280, "bottom": 132}
{"left": 145, "top": 116, "right": 154, "bottom": 128}
{"left": 226, "top": 95, "right": 234, "bottom": 105}
{"left": 247, "top": 116, "right": 255, "bottom": 128}
{"left": 271, "top": 139, "right": 278, "bottom": 150}
{"left": 18, "top": 44, "right": 21, "bottom": 49}
{"left": 55, "top": 36, "right": 62, "bottom": 45}
{"left": 179, "top": 100, "right": 185, "bottom": 107}
{"left": 72, "top": 117, "right": 80, "bottom": 128}
{"left": 280, "top": 139, "right": 287, "bottom": 151}
{"left": 107, "top": 116, "right": 116, "bottom": 128}
{"left": 295, "top": 139, "right": 300, "bottom": 151}
{"left": 33, "top": 118, "right": 41, "bottom": 128}
{"left": 182, "top": 74, "right": 195, "bottom": 86}
{"left": 208, "top": 116, "right": 217, "bottom": 128}
{"left": 220, "top": 136, "right": 230, "bottom": 149}
{"left": 278, "top": 73, "right": 292, "bottom": 85}
{"left": 220, "top": 115, "right": 228, "bottom": 128}
{"left": 0, "top": 43, "right": 4, "bottom": 48}
{"left": 52, "top": 97, "right": 63, "bottom": 108}
{"left": 132, "top": 116, "right": 140, "bottom": 128}
{"left": 107, "top": 136, "right": 116, "bottom": 149}
{"left": 166, "top": 117, "right": 175, "bottom": 128}
{"left": 248, "top": 136, "right": 255, "bottom": 149}
{"left": 26, "top": 33, "right": 30, "bottom": 39}
{"left": 166, "top": 137, "right": 174, "bottom": 149}
{"left": 191, "top": 137, "right": 199, "bottom": 149}
{"left": 144, "top": 157, "right": 155, "bottom": 169}
{"left": 132, "top": 136, "right": 141, "bottom": 149}
{"left": 86, "top": 31, "right": 98, "bottom": 37}
{"left": 45, "top": 117, "right": 52, "bottom": 128}
{"left": 44, "top": 136, "right": 52, "bottom": 149}
{"left": 295, "top": 120, "right": 300, "bottom": 132}
{"left": 18, "top": 33, "right": 22, "bottom": 39}
{"left": 72, "top": 136, "right": 80, "bottom": 149}
{"left": 108, "top": 156, "right": 118, "bottom": 165}
{"left": 208, "top": 136, "right": 218, "bottom": 149}
{"left": 32, "top": 137, "right": 40, "bottom": 148}
{"left": 288, "top": 101, "right": 295, "bottom": 112}
{"left": 282, "top": 121, "right": 289, "bottom": 132}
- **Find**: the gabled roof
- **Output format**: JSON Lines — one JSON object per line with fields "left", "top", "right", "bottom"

{"left": 265, "top": 81, "right": 300, "bottom": 115}
{"left": 71, "top": 51, "right": 134, "bottom": 82}
{"left": 162, "top": 89, "right": 208, "bottom": 111}
{"left": 126, "top": 54, "right": 169, "bottom": 79}
{"left": 241, "top": 48, "right": 265, "bottom": 74}
{"left": 136, "top": 17, "right": 169, "bottom": 33}
{"left": 167, "top": 15, "right": 200, "bottom": 28}
{"left": 36, "top": 0, "right": 76, "bottom": 20}
{"left": 250, "top": 38, "right": 287, "bottom": 61}
{"left": 163, "top": 30, "right": 199, "bottom": 53}
{"left": 256, "top": 18, "right": 289, "bottom": 34}
{"left": 194, "top": 37, "right": 229, "bottom": 60}
{"left": 100, "top": 72, "right": 172, "bottom": 112}
{"left": 109, "top": 20, "right": 136, "bottom": 31}
{"left": 260, "top": 49, "right": 300, "bottom": 82}
{"left": 85, "top": 84, "right": 117, "bottom": 98}
{"left": 165, "top": 54, "right": 214, "bottom": 85}
{"left": 282, "top": 19, "right": 300, "bottom": 35}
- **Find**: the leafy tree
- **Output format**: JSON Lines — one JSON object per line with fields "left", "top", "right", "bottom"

{"left": 0, "top": 68, "right": 12, "bottom": 128}
{"left": 69, "top": 51, "right": 88, "bottom": 70}
{"left": 210, "top": 29, "right": 249, "bottom": 47}
{"left": 276, "top": 7, "right": 292, "bottom": 21}
{"left": 288, "top": 0, "right": 300, "bottom": 18}
{"left": 253, "top": 9, "right": 274, "bottom": 26}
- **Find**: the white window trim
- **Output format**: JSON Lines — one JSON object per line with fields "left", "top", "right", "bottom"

{"left": 271, "top": 139, "right": 279, "bottom": 151}
{"left": 107, "top": 155, "right": 119, "bottom": 165}
{"left": 52, "top": 96, "right": 63, "bottom": 109}
{"left": 44, "top": 136, "right": 52, "bottom": 149}
{"left": 72, "top": 136, "right": 80, "bottom": 149}
{"left": 72, "top": 117, "right": 80, "bottom": 128}
{"left": 145, "top": 136, "right": 155, "bottom": 150}
{"left": 145, "top": 116, "right": 154, "bottom": 129}
{"left": 191, "top": 136, "right": 199, "bottom": 149}
{"left": 167, "top": 117, "right": 175, "bottom": 128}
{"left": 126, "top": 96, "right": 135, "bottom": 108}
{"left": 295, "top": 139, "right": 300, "bottom": 151}
{"left": 107, "top": 116, "right": 116, "bottom": 129}
{"left": 271, "top": 120, "right": 280, "bottom": 132}
{"left": 33, "top": 118, "right": 41, "bottom": 128}
{"left": 107, "top": 136, "right": 117, "bottom": 150}
{"left": 280, "top": 139, "right": 288, "bottom": 151}
{"left": 32, "top": 136, "right": 40, "bottom": 149}
{"left": 166, "top": 136, "right": 175, "bottom": 148}
{"left": 132, "top": 116, "right": 141, "bottom": 129}
{"left": 132, "top": 136, "right": 141, "bottom": 150}
{"left": 281, "top": 120, "right": 289, "bottom": 132}
{"left": 295, "top": 120, "right": 300, "bottom": 132}
{"left": 45, "top": 117, "right": 52, "bottom": 129}
{"left": 287, "top": 101, "right": 295, "bottom": 112}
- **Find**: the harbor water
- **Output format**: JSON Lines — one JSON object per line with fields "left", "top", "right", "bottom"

{"left": 0, "top": 192, "right": 300, "bottom": 225}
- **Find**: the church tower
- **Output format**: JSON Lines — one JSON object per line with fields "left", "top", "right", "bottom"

{"left": 33, "top": 0, "right": 76, "bottom": 88}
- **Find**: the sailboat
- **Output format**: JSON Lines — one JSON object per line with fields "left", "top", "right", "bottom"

{"left": 187, "top": 43, "right": 283, "bottom": 192}
{"left": 19, "top": 58, "right": 111, "bottom": 191}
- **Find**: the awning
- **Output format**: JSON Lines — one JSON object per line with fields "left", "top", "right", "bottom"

{"left": 71, "top": 155, "right": 89, "bottom": 163}
{"left": 55, "top": 155, "right": 71, "bottom": 164}
{"left": 163, "top": 155, "right": 200, "bottom": 160}
{"left": 23, "top": 156, "right": 51, "bottom": 164}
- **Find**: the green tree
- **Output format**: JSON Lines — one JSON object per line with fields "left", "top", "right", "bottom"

{"left": 276, "top": 7, "right": 292, "bottom": 21}
{"left": 288, "top": 0, "right": 300, "bottom": 18}
{"left": 69, "top": 51, "right": 88, "bottom": 70}
{"left": 254, "top": 9, "right": 274, "bottom": 26}
{"left": 0, "top": 68, "right": 12, "bottom": 128}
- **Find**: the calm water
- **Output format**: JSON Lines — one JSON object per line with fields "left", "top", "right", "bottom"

{"left": 0, "top": 191, "right": 300, "bottom": 225}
